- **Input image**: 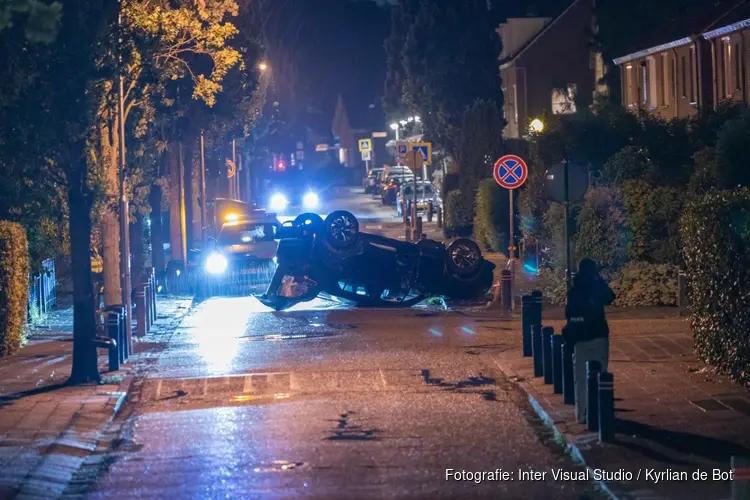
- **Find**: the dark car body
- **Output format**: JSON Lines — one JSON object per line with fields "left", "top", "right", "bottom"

{"left": 259, "top": 211, "right": 495, "bottom": 310}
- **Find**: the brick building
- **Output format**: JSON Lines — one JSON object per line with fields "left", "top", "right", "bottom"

{"left": 498, "top": 0, "right": 596, "bottom": 138}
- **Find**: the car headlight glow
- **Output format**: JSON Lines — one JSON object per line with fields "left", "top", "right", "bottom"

{"left": 205, "top": 253, "right": 228, "bottom": 275}
{"left": 270, "top": 193, "right": 289, "bottom": 211}
{"left": 303, "top": 191, "right": 319, "bottom": 209}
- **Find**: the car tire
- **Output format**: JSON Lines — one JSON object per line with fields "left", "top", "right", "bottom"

{"left": 446, "top": 238, "right": 482, "bottom": 277}
{"left": 324, "top": 210, "right": 359, "bottom": 250}
{"left": 294, "top": 213, "right": 324, "bottom": 231}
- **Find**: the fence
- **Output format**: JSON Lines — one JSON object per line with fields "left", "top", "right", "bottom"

{"left": 27, "top": 258, "right": 56, "bottom": 323}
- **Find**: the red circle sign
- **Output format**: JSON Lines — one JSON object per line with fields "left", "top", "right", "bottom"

{"left": 493, "top": 155, "right": 528, "bottom": 189}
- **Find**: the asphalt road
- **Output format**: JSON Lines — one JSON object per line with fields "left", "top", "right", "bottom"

{"left": 80, "top": 189, "right": 604, "bottom": 500}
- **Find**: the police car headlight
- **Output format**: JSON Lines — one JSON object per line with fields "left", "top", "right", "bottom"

{"left": 303, "top": 191, "right": 319, "bottom": 209}
{"left": 270, "top": 193, "right": 288, "bottom": 211}
{"left": 205, "top": 253, "right": 228, "bottom": 275}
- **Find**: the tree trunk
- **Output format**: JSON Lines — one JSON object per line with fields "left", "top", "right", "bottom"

{"left": 101, "top": 117, "right": 122, "bottom": 307}
{"left": 168, "top": 143, "right": 183, "bottom": 265}
{"left": 150, "top": 181, "right": 165, "bottom": 279}
{"left": 183, "top": 140, "right": 196, "bottom": 249}
{"left": 190, "top": 146, "right": 202, "bottom": 247}
{"left": 68, "top": 160, "right": 100, "bottom": 385}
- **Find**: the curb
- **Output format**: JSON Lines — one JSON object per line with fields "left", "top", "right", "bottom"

{"left": 492, "top": 357, "right": 621, "bottom": 500}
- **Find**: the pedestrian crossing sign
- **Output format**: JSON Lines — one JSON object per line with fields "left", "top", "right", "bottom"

{"left": 410, "top": 142, "right": 432, "bottom": 165}
{"left": 358, "top": 138, "right": 372, "bottom": 153}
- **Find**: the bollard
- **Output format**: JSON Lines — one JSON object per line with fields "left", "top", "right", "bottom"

{"left": 598, "top": 371, "right": 615, "bottom": 442}
{"left": 415, "top": 216, "right": 423, "bottom": 240}
{"left": 562, "top": 342, "right": 575, "bottom": 405}
{"left": 149, "top": 270, "right": 157, "bottom": 319}
{"left": 542, "top": 326, "right": 554, "bottom": 385}
{"left": 411, "top": 203, "right": 417, "bottom": 227}
{"left": 678, "top": 271, "right": 688, "bottom": 317}
{"left": 135, "top": 287, "right": 147, "bottom": 338}
{"left": 401, "top": 200, "right": 408, "bottom": 224}
{"left": 551, "top": 334, "right": 563, "bottom": 394}
{"left": 106, "top": 311, "right": 121, "bottom": 370}
{"left": 530, "top": 290, "right": 543, "bottom": 339}
{"left": 732, "top": 456, "right": 750, "bottom": 500}
{"left": 420, "top": 233, "right": 427, "bottom": 240}
{"left": 587, "top": 360, "right": 602, "bottom": 431}
{"left": 404, "top": 225, "right": 411, "bottom": 242}
{"left": 427, "top": 200, "right": 434, "bottom": 222}
{"left": 500, "top": 270, "right": 512, "bottom": 313}
{"left": 106, "top": 305, "right": 127, "bottom": 362}
{"left": 142, "top": 282, "right": 152, "bottom": 332}
{"left": 521, "top": 295, "right": 532, "bottom": 357}
{"left": 436, "top": 206, "right": 443, "bottom": 229}
{"left": 531, "top": 323, "right": 543, "bottom": 377}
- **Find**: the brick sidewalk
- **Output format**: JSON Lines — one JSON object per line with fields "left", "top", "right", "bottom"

{"left": 488, "top": 315, "right": 750, "bottom": 500}
{"left": 0, "top": 295, "right": 193, "bottom": 499}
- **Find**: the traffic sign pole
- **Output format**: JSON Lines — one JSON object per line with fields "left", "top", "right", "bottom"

{"left": 493, "top": 154, "right": 529, "bottom": 313}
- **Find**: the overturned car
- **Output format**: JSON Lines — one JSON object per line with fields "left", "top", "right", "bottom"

{"left": 259, "top": 210, "right": 495, "bottom": 310}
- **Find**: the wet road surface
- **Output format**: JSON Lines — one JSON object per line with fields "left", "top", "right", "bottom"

{"left": 81, "top": 297, "right": 604, "bottom": 499}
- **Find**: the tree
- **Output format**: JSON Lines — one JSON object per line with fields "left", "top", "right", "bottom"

{"left": 390, "top": 0, "right": 503, "bottom": 159}
{"left": 0, "top": 0, "right": 61, "bottom": 42}
{"left": 457, "top": 100, "right": 504, "bottom": 208}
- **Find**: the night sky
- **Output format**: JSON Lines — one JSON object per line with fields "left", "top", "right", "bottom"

{"left": 262, "top": 0, "right": 392, "bottom": 126}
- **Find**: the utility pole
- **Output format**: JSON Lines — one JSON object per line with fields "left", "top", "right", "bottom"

{"left": 200, "top": 130, "right": 207, "bottom": 249}
{"left": 231, "top": 138, "right": 237, "bottom": 200}
{"left": 118, "top": 4, "right": 133, "bottom": 350}
{"left": 178, "top": 142, "right": 188, "bottom": 268}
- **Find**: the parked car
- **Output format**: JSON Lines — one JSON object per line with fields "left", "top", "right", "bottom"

{"left": 364, "top": 167, "right": 385, "bottom": 194}
{"left": 381, "top": 173, "right": 415, "bottom": 205}
{"left": 396, "top": 181, "right": 442, "bottom": 216}
{"left": 259, "top": 210, "right": 495, "bottom": 310}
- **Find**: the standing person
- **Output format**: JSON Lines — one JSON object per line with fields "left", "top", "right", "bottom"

{"left": 562, "top": 258, "right": 616, "bottom": 424}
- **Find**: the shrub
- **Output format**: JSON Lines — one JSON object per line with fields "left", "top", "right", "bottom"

{"left": 574, "top": 186, "right": 629, "bottom": 279}
{"left": 444, "top": 189, "right": 472, "bottom": 237}
{"left": 537, "top": 267, "right": 567, "bottom": 306}
{"left": 0, "top": 221, "right": 30, "bottom": 356}
{"left": 473, "top": 178, "right": 508, "bottom": 252}
{"left": 621, "top": 180, "right": 683, "bottom": 265}
{"left": 610, "top": 261, "right": 678, "bottom": 306}
{"left": 681, "top": 188, "right": 750, "bottom": 387}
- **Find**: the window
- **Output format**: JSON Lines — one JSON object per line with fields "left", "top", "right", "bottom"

{"left": 689, "top": 46, "right": 697, "bottom": 102}
{"left": 722, "top": 38, "right": 732, "bottom": 97}
{"left": 661, "top": 53, "right": 670, "bottom": 105}
{"left": 552, "top": 84, "right": 577, "bottom": 114}
{"left": 647, "top": 57, "right": 658, "bottom": 107}
{"left": 681, "top": 56, "right": 687, "bottom": 98}
{"left": 512, "top": 84, "right": 518, "bottom": 124}
{"left": 641, "top": 62, "right": 648, "bottom": 104}
{"left": 734, "top": 43, "right": 742, "bottom": 91}
{"left": 626, "top": 64, "right": 634, "bottom": 106}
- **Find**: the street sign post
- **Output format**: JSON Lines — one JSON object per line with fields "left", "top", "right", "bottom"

{"left": 545, "top": 161, "right": 589, "bottom": 292}
{"left": 361, "top": 151, "right": 372, "bottom": 161}
{"left": 358, "top": 138, "right": 372, "bottom": 153}
{"left": 493, "top": 154, "right": 529, "bottom": 312}
{"left": 396, "top": 141, "right": 408, "bottom": 164}
{"left": 405, "top": 150, "right": 423, "bottom": 230}
{"left": 410, "top": 142, "right": 432, "bottom": 181}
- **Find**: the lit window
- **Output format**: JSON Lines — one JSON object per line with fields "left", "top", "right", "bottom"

{"left": 552, "top": 84, "right": 577, "bottom": 114}
{"left": 647, "top": 57, "right": 658, "bottom": 108}
{"left": 339, "top": 147, "right": 347, "bottom": 164}
{"left": 661, "top": 53, "right": 670, "bottom": 105}
{"left": 626, "top": 64, "right": 634, "bottom": 106}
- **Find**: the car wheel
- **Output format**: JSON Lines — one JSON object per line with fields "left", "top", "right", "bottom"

{"left": 324, "top": 210, "right": 359, "bottom": 249}
{"left": 294, "top": 213, "right": 324, "bottom": 231}
{"left": 446, "top": 238, "right": 482, "bottom": 277}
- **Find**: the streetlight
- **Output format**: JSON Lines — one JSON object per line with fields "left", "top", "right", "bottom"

{"left": 399, "top": 119, "right": 407, "bottom": 126}
{"left": 530, "top": 118, "right": 545, "bottom": 133}
{"left": 390, "top": 122, "right": 400, "bottom": 140}
{"left": 414, "top": 116, "right": 421, "bottom": 123}
{"left": 258, "top": 61, "right": 268, "bottom": 72}
{"left": 407, "top": 116, "right": 414, "bottom": 122}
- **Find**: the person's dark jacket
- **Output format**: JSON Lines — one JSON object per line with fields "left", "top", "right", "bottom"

{"left": 562, "top": 276, "right": 616, "bottom": 346}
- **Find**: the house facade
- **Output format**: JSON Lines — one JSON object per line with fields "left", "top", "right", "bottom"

{"left": 613, "top": 2, "right": 750, "bottom": 116}
{"left": 498, "top": 0, "right": 596, "bottom": 138}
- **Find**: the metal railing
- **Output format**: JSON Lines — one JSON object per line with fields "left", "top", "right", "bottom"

{"left": 27, "top": 258, "right": 56, "bottom": 323}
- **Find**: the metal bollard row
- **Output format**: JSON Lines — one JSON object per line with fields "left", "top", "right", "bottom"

{"left": 551, "top": 335, "right": 563, "bottom": 394}
{"left": 562, "top": 341, "right": 575, "bottom": 405}
{"left": 436, "top": 206, "right": 443, "bottom": 229}
{"left": 427, "top": 200, "right": 434, "bottom": 223}
{"left": 501, "top": 270, "right": 512, "bottom": 313}
{"left": 521, "top": 295, "right": 532, "bottom": 357}
{"left": 598, "top": 371, "right": 615, "bottom": 442}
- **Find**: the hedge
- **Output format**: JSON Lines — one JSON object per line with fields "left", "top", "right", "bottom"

{"left": 473, "top": 178, "right": 508, "bottom": 253}
{"left": 610, "top": 261, "right": 678, "bottom": 307}
{"left": 681, "top": 188, "right": 750, "bottom": 387}
{"left": 0, "top": 221, "right": 30, "bottom": 357}
{"left": 444, "top": 189, "right": 472, "bottom": 238}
